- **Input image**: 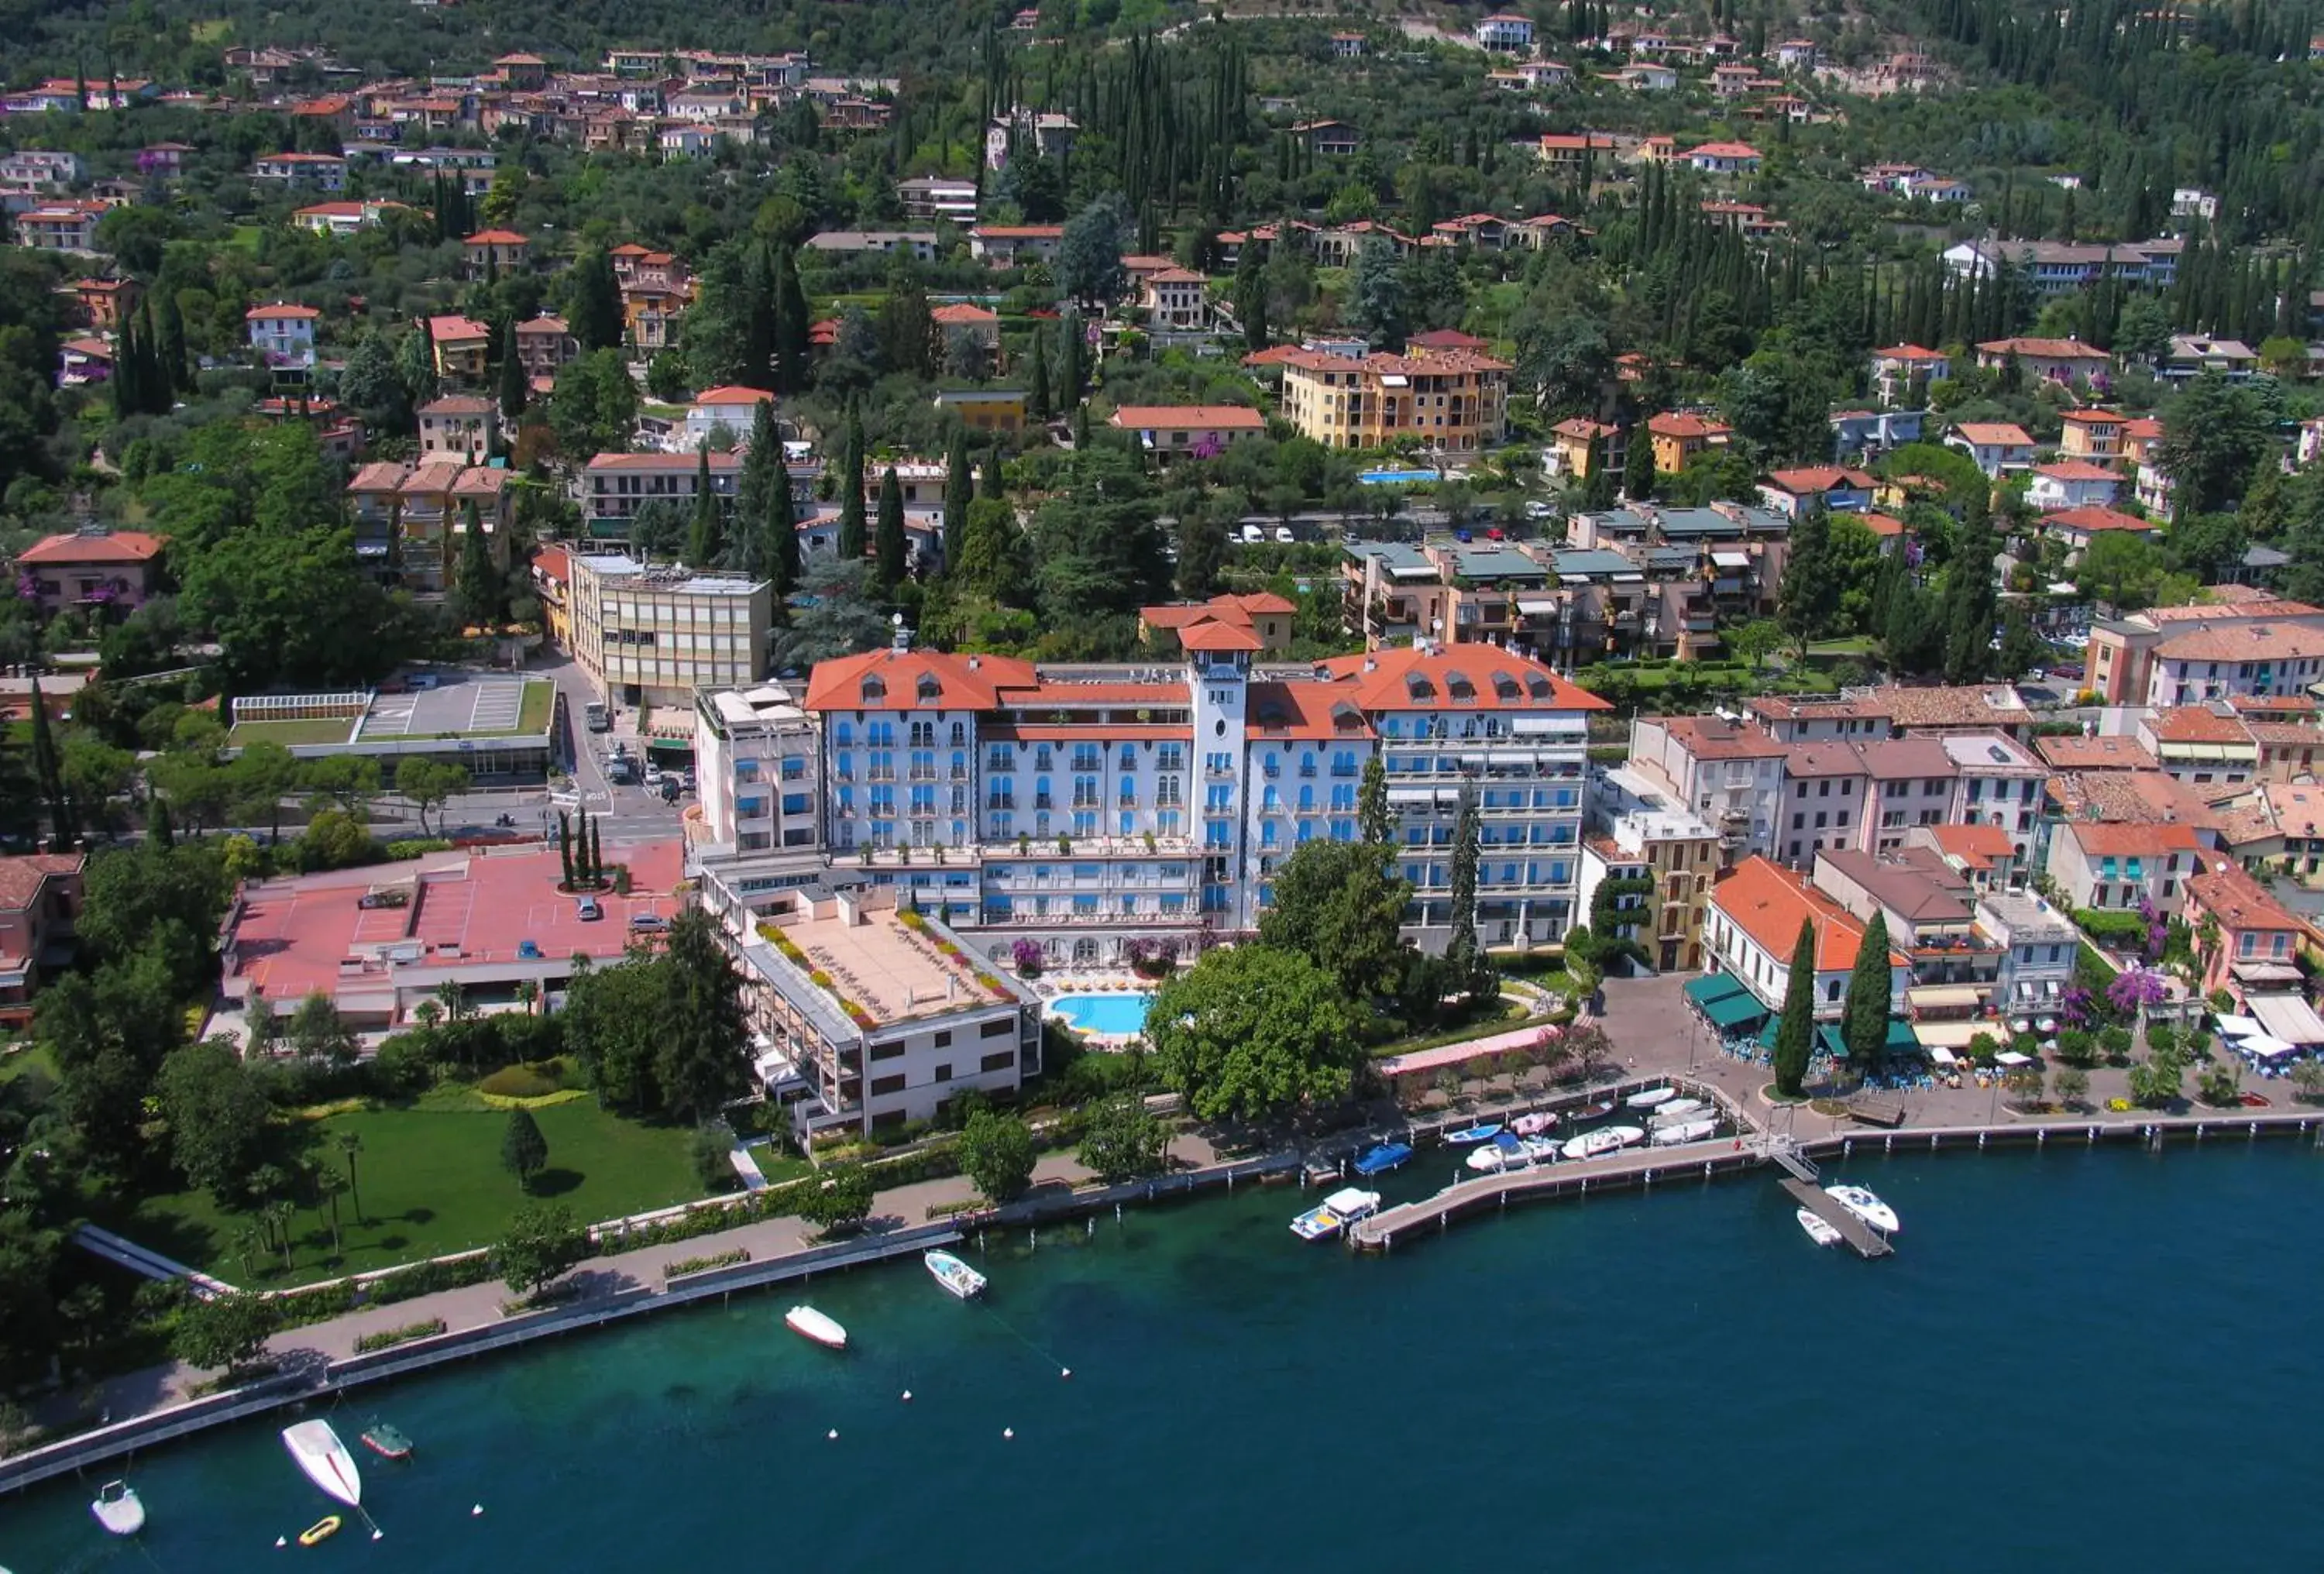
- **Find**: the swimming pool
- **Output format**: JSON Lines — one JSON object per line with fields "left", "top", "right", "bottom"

{"left": 1050, "top": 992, "right": 1156, "bottom": 1036}
{"left": 1357, "top": 468, "right": 1440, "bottom": 486}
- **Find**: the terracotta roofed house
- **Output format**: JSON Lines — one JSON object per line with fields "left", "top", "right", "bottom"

{"left": 1106, "top": 404, "right": 1264, "bottom": 463}
{"left": 14, "top": 529, "right": 167, "bottom": 613}
{"left": 0, "top": 852, "right": 84, "bottom": 1028}
{"left": 1703, "top": 854, "right": 1907, "bottom": 1019}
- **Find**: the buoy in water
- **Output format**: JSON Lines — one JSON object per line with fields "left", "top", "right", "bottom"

{"left": 827, "top": 1428, "right": 839, "bottom": 1440}
{"left": 472, "top": 1505, "right": 484, "bottom": 1517}
{"left": 1060, "top": 1367, "right": 1071, "bottom": 1379}
{"left": 371, "top": 1529, "right": 383, "bottom": 1541}
{"left": 1002, "top": 1427, "right": 1015, "bottom": 1439}
{"left": 901, "top": 1390, "right": 913, "bottom": 1402}
{"left": 276, "top": 1536, "right": 288, "bottom": 1548}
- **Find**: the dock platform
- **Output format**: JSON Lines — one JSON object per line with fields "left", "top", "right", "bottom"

{"left": 1779, "top": 1177, "right": 1893, "bottom": 1258}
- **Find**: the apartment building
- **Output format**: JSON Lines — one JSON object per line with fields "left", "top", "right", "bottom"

{"left": 1277, "top": 345, "right": 1510, "bottom": 452}
{"left": 2182, "top": 858, "right": 2311, "bottom": 1002}
{"left": 580, "top": 449, "right": 743, "bottom": 537}
{"left": 1627, "top": 715, "right": 1787, "bottom": 859}
{"left": 1703, "top": 855, "right": 1907, "bottom": 1022}
{"left": 1577, "top": 803, "right": 1720, "bottom": 972}
{"left": 14, "top": 201, "right": 108, "bottom": 253}
{"left": 1107, "top": 405, "right": 1264, "bottom": 463}
{"left": 2140, "top": 621, "right": 2324, "bottom": 707}
{"left": 1776, "top": 741, "right": 1872, "bottom": 868}
{"left": 250, "top": 151, "right": 347, "bottom": 189}
{"left": 345, "top": 459, "right": 513, "bottom": 593}
{"left": 2044, "top": 820, "right": 2202, "bottom": 913}
{"left": 513, "top": 313, "right": 577, "bottom": 382}
{"left": 696, "top": 880, "right": 1040, "bottom": 1140}
{"left": 12, "top": 529, "right": 167, "bottom": 614}
{"left": 695, "top": 684, "right": 823, "bottom": 858}
{"left": 2082, "top": 597, "right": 2324, "bottom": 703}
{"left": 428, "top": 314, "right": 491, "bottom": 383}
{"left": 1861, "top": 737, "right": 1956, "bottom": 853}
{"left": 568, "top": 554, "right": 771, "bottom": 706}
{"left": 462, "top": 228, "right": 532, "bottom": 278}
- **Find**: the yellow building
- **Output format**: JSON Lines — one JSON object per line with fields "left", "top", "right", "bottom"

{"left": 428, "top": 313, "right": 491, "bottom": 384}
{"left": 1645, "top": 411, "right": 1734, "bottom": 474}
{"left": 1549, "top": 417, "right": 1624, "bottom": 479}
{"left": 1277, "top": 345, "right": 1510, "bottom": 453}
{"left": 932, "top": 389, "right": 1029, "bottom": 433}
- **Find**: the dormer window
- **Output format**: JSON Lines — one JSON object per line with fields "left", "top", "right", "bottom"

{"left": 916, "top": 674, "right": 942, "bottom": 703}
{"left": 860, "top": 675, "right": 886, "bottom": 703}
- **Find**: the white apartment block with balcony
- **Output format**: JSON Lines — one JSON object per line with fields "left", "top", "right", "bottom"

{"left": 696, "top": 684, "right": 823, "bottom": 860}
{"left": 789, "top": 637, "right": 1606, "bottom": 962}
{"left": 1625, "top": 715, "right": 1787, "bottom": 858}
{"left": 694, "top": 878, "right": 1040, "bottom": 1140}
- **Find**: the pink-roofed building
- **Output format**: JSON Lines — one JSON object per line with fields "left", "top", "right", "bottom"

{"left": 1684, "top": 140, "right": 1762, "bottom": 174}
{"left": 14, "top": 530, "right": 167, "bottom": 613}
{"left": 685, "top": 384, "right": 775, "bottom": 445}
{"left": 222, "top": 842, "right": 686, "bottom": 1028}
{"left": 1105, "top": 404, "right": 1264, "bottom": 463}
{"left": 0, "top": 853, "right": 83, "bottom": 1029}
{"left": 1870, "top": 343, "right": 1950, "bottom": 405}
{"left": 2028, "top": 460, "right": 2121, "bottom": 512}
{"left": 1947, "top": 421, "right": 2036, "bottom": 477}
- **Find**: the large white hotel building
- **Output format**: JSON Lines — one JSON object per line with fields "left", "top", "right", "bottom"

{"left": 692, "top": 631, "right": 1609, "bottom": 969}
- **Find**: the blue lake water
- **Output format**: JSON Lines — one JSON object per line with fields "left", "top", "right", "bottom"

{"left": 3, "top": 1140, "right": 2319, "bottom": 1570}
{"left": 1047, "top": 992, "right": 1153, "bottom": 1036}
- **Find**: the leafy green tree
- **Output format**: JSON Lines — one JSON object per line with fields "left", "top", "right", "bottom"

{"left": 1060, "top": 191, "right": 1130, "bottom": 305}
{"left": 495, "top": 1201, "right": 589, "bottom": 1297}
{"left": 1358, "top": 756, "right": 1392, "bottom": 847}
{"left": 559, "top": 909, "right": 748, "bottom": 1125}
{"left": 171, "top": 1290, "right": 277, "bottom": 1374}
{"left": 1076, "top": 1092, "right": 1168, "bottom": 1183}
{"left": 1776, "top": 507, "right": 1832, "bottom": 648}
{"left": 1942, "top": 516, "right": 1999, "bottom": 685}
{"left": 1349, "top": 238, "right": 1406, "bottom": 346}
{"left": 156, "top": 1040, "right": 273, "bottom": 1205}
{"left": 958, "top": 1108, "right": 1037, "bottom": 1202}
{"left": 798, "top": 1161, "right": 874, "bottom": 1232}
{"left": 501, "top": 1108, "right": 549, "bottom": 1191}
{"left": 1771, "top": 918, "right": 1817, "bottom": 1098}
{"left": 2158, "top": 371, "right": 2278, "bottom": 519}
{"left": 1840, "top": 912, "right": 1890, "bottom": 1077}
{"left": 287, "top": 991, "right": 356, "bottom": 1068}
{"left": 873, "top": 466, "right": 907, "bottom": 593}
{"left": 1146, "top": 945, "right": 1366, "bottom": 1122}
{"left": 1256, "top": 837, "right": 1411, "bottom": 1001}
{"left": 395, "top": 757, "right": 469, "bottom": 835}
{"left": 770, "top": 560, "right": 892, "bottom": 668}
{"left": 549, "top": 349, "right": 639, "bottom": 459}
{"left": 1175, "top": 510, "right": 1227, "bottom": 600}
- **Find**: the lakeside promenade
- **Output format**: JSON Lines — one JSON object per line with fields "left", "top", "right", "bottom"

{"left": 9, "top": 970, "right": 2322, "bottom": 1490}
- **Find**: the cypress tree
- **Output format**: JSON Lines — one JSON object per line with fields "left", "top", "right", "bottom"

{"left": 568, "top": 248, "right": 623, "bottom": 352}
{"left": 1772, "top": 918, "right": 1817, "bottom": 1098}
{"left": 837, "top": 407, "right": 867, "bottom": 562}
{"left": 769, "top": 446, "right": 801, "bottom": 605}
{"left": 558, "top": 811, "right": 574, "bottom": 888}
{"left": 1060, "top": 312, "right": 1085, "bottom": 404}
{"left": 587, "top": 818, "right": 603, "bottom": 884}
{"left": 735, "top": 400, "right": 779, "bottom": 579}
{"left": 146, "top": 796, "right": 174, "bottom": 851}
{"left": 498, "top": 321, "right": 528, "bottom": 424}
{"left": 1028, "top": 325, "right": 1052, "bottom": 418}
{"left": 458, "top": 499, "right": 497, "bottom": 629}
{"left": 1841, "top": 912, "right": 1892, "bottom": 1079}
{"left": 943, "top": 424, "right": 973, "bottom": 552}
{"left": 1622, "top": 428, "right": 1658, "bottom": 502}
{"left": 772, "top": 243, "right": 810, "bottom": 395}
{"left": 156, "top": 289, "right": 189, "bottom": 394}
{"left": 1234, "top": 242, "right": 1267, "bottom": 351}
{"left": 687, "top": 445, "right": 724, "bottom": 567}
{"left": 873, "top": 466, "right": 907, "bottom": 593}
{"left": 28, "top": 677, "right": 73, "bottom": 851}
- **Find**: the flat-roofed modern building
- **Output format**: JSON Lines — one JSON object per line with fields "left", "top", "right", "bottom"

{"left": 569, "top": 554, "right": 772, "bottom": 708}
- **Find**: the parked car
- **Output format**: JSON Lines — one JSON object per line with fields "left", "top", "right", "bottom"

{"left": 576, "top": 895, "right": 603, "bottom": 921}
{"left": 517, "top": 939, "right": 542, "bottom": 959}
{"left": 628, "top": 913, "right": 669, "bottom": 934}
{"left": 1273, "top": 525, "right": 1294, "bottom": 544}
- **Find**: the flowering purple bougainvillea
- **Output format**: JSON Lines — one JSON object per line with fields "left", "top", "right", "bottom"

{"left": 2108, "top": 966, "right": 2168, "bottom": 1015}
{"left": 2058, "top": 983, "right": 2100, "bottom": 1028}
{"left": 1009, "top": 938, "right": 1043, "bottom": 975}
{"left": 2136, "top": 898, "right": 2166, "bottom": 964}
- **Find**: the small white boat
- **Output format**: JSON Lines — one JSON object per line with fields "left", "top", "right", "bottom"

{"left": 1464, "top": 1132, "right": 1531, "bottom": 1173}
{"left": 1511, "top": 1111, "right": 1559, "bottom": 1136}
{"left": 1624, "top": 1086, "right": 1676, "bottom": 1110}
{"left": 280, "top": 1419, "right": 363, "bottom": 1510}
{"left": 90, "top": 1480, "right": 145, "bottom": 1536}
{"left": 786, "top": 1305, "right": 849, "bottom": 1349}
{"left": 1560, "top": 1125, "right": 1646, "bottom": 1160}
{"left": 1520, "top": 1134, "right": 1562, "bottom": 1163}
{"left": 1796, "top": 1208, "right": 1843, "bottom": 1248}
{"left": 1647, "top": 1098, "right": 1707, "bottom": 1124}
{"left": 1824, "top": 1184, "right": 1899, "bottom": 1234}
{"left": 923, "top": 1249, "right": 987, "bottom": 1301}
{"left": 1649, "top": 1117, "right": 1718, "bottom": 1146}
{"left": 1290, "top": 1187, "right": 1380, "bottom": 1241}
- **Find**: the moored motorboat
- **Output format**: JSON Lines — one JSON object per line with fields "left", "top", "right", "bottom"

{"left": 89, "top": 1480, "right": 145, "bottom": 1536}
{"left": 280, "top": 1419, "right": 363, "bottom": 1510}
{"left": 1463, "top": 1132, "right": 1531, "bottom": 1173}
{"left": 923, "top": 1249, "right": 988, "bottom": 1301}
{"left": 1289, "top": 1187, "right": 1381, "bottom": 1241}
{"left": 1353, "top": 1141, "right": 1413, "bottom": 1177}
{"left": 786, "top": 1305, "right": 848, "bottom": 1348}
{"left": 359, "top": 1421, "right": 414, "bottom": 1461}
{"left": 1441, "top": 1121, "right": 1503, "bottom": 1146}
{"left": 1575, "top": 1099, "right": 1615, "bottom": 1119}
{"left": 1511, "top": 1111, "right": 1559, "bottom": 1136}
{"left": 1649, "top": 1117, "right": 1718, "bottom": 1146}
{"left": 1520, "top": 1133, "right": 1562, "bottom": 1163}
{"left": 1796, "top": 1208, "right": 1842, "bottom": 1248}
{"left": 1624, "top": 1086, "right": 1676, "bottom": 1109}
{"left": 1824, "top": 1184, "right": 1899, "bottom": 1234}
{"left": 1559, "top": 1125, "right": 1646, "bottom": 1160}
{"left": 1647, "top": 1098, "right": 1707, "bottom": 1124}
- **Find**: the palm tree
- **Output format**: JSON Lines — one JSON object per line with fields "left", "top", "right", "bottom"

{"left": 315, "top": 1169, "right": 349, "bottom": 1256}
{"left": 515, "top": 980, "right": 539, "bottom": 1016}
{"left": 333, "top": 1130, "right": 365, "bottom": 1224}
{"left": 435, "top": 979, "right": 469, "bottom": 1023}
{"left": 412, "top": 999, "right": 443, "bottom": 1032}
{"left": 263, "top": 1200, "right": 297, "bottom": 1273}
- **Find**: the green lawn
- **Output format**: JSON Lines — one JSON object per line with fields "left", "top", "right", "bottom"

{"left": 491, "top": 679, "right": 555, "bottom": 736}
{"left": 230, "top": 717, "right": 357, "bottom": 746}
{"left": 99, "top": 1101, "right": 706, "bottom": 1288}
{"left": 0, "top": 1043, "right": 57, "bottom": 1087}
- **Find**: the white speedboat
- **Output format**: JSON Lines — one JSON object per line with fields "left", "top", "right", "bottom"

{"left": 1824, "top": 1184, "right": 1899, "bottom": 1234}
{"left": 1520, "top": 1134, "right": 1562, "bottom": 1163}
{"left": 281, "top": 1419, "right": 363, "bottom": 1509}
{"left": 1647, "top": 1098, "right": 1707, "bottom": 1124}
{"left": 90, "top": 1480, "right": 145, "bottom": 1536}
{"left": 1289, "top": 1187, "right": 1380, "bottom": 1241}
{"left": 923, "top": 1249, "right": 987, "bottom": 1301}
{"left": 1624, "top": 1086, "right": 1676, "bottom": 1109}
{"left": 1463, "top": 1132, "right": 1531, "bottom": 1173}
{"left": 1511, "top": 1111, "right": 1559, "bottom": 1136}
{"left": 786, "top": 1305, "right": 849, "bottom": 1349}
{"left": 1649, "top": 1117, "right": 1718, "bottom": 1146}
{"left": 1796, "top": 1208, "right": 1842, "bottom": 1248}
{"left": 1560, "top": 1126, "right": 1646, "bottom": 1161}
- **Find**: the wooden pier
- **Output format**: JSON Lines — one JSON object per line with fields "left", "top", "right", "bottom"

{"left": 1778, "top": 1177, "right": 1893, "bottom": 1258}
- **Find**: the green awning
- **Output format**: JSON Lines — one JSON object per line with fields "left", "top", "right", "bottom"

{"left": 1817, "top": 1025, "right": 1847, "bottom": 1060}
{"left": 1703, "top": 990, "right": 1769, "bottom": 1031}
{"left": 1886, "top": 1019, "right": 1920, "bottom": 1053}
{"left": 1685, "top": 973, "right": 1751, "bottom": 1011}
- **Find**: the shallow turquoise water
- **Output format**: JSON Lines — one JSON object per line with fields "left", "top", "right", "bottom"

{"left": 1048, "top": 992, "right": 1153, "bottom": 1036}
{"left": 4, "top": 1140, "right": 2319, "bottom": 1571}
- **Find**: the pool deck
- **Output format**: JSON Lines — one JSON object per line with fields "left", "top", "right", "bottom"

{"left": 1037, "top": 974, "right": 1156, "bottom": 1046}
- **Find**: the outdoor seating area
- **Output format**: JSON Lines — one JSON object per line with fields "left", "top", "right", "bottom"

{"left": 2214, "top": 1011, "right": 2321, "bottom": 1078}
